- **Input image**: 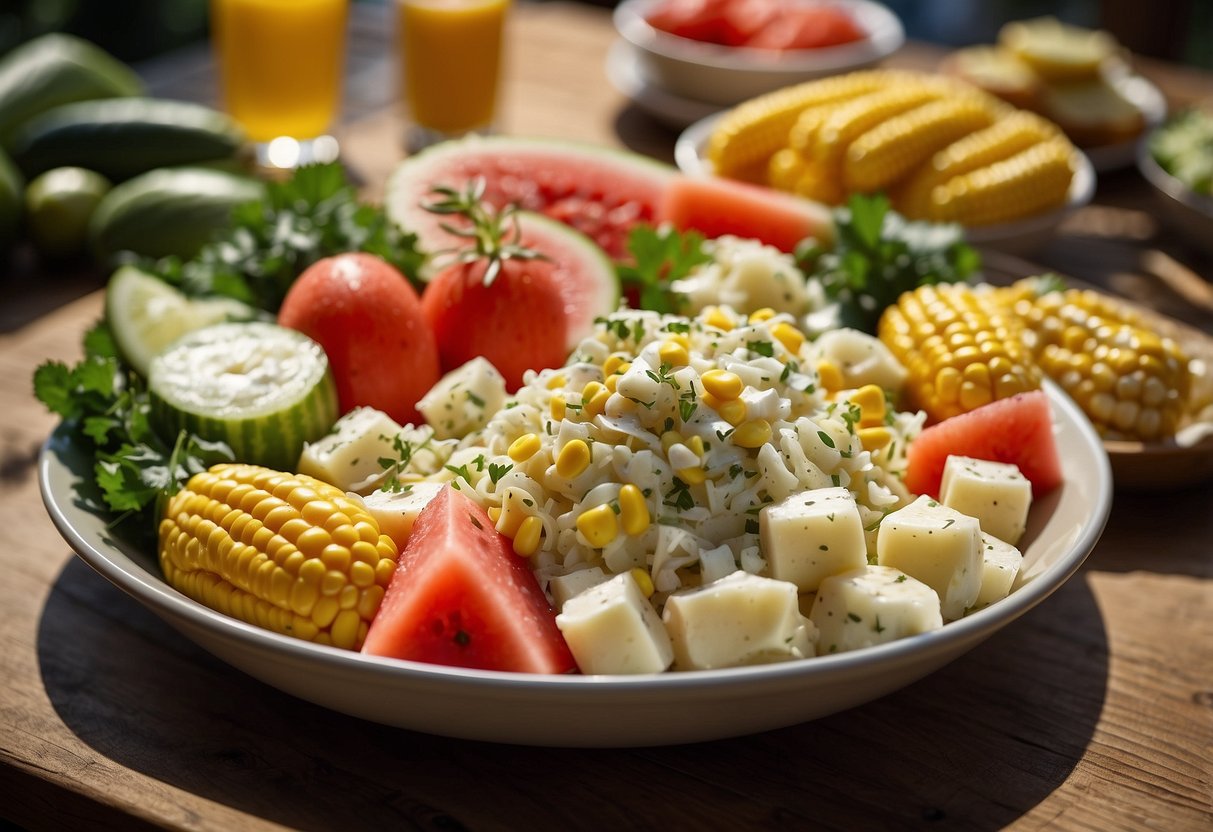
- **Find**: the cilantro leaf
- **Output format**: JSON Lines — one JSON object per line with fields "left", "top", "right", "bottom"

{"left": 616, "top": 225, "right": 712, "bottom": 313}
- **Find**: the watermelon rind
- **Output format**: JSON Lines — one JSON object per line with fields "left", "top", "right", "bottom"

{"left": 148, "top": 321, "right": 339, "bottom": 471}
{"left": 385, "top": 134, "right": 675, "bottom": 273}
{"left": 512, "top": 210, "right": 620, "bottom": 351}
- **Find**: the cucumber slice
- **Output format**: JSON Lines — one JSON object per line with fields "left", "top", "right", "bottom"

{"left": 106, "top": 265, "right": 257, "bottom": 377}
{"left": 148, "top": 321, "right": 339, "bottom": 471}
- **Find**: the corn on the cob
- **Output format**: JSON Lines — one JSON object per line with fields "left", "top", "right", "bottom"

{"left": 894, "top": 111, "right": 1060, "bottom": 218}
{"left": 925, "top": 137, "right": 1076, "bottom": 226}
{"left": 878, "top": 283, "right": 1042, "bottom": 422}
{"left": 704, "top": 70, "right": 893, "bottom": 179}
{"left": 159, "top": 464, "right": 399, "bottom": 650}
{"left": 843, "top": 95, "right": 1002, "bottom": 193}
{"left": 994, "top": 279, "right": 1191, "bottom": 441}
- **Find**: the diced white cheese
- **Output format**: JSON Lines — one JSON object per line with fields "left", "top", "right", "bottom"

{"left": 876, "top": 495, "right": 982, "bottom": 620}
{"left": 356, "top": 481, "right": 444, "bottom": 548}
{"left": 556, "top": 573, "right": 674, "bottom": 675}
{"left": 662, "top": 570, "right": 815, "bottom": 670}
{"left": 548, "top": 567, "right": 609, "bottom": 611}
{"left": 810, "top": 565, "right": 942, "bottom": 655}
{"left": 417, "top": 357, "right": 507, "bottom": 440}
{"left": 297, "top": 407, "right": 403, "bottom": 491}
{"left": 759, "top": 486, "right": 868, "bottom": 591}
{"left": 970, "top": 532, "right": 1024, "bottom": 611}
{"left": 940, "top": 455, "right": 1032, "bottom": 545}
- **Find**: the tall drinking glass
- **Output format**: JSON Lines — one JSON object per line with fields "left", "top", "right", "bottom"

{"left": 397, "top": 0, "right": 510, "bottom": 152}
{"left": 211, "top": 0, "right": 348, "bottom": 170}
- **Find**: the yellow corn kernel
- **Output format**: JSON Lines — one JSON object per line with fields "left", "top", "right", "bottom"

{"left": 556, "top": 439, "right": 592, "bottom": 479}
{"left": 550, "top": 396, "right": 567, "bottom": 420}
{"left": 702, "top": 306, "right": 735, "bottom": 331}
{"left": 850, "top": 384, "right": 886, "bottom": 427}
{"left": 577, "top": 504, "right": 619, "bottom": 548}
{"left": 629, "top": 567, "right": 655, "bottom": 599}
{"left": 508, "top": 433, "right": 542, "bottom": 462}
{"left": 545, "top": 373, "right": 566, "bottom": 390}
{"left": 748, "top": 307, "right": 777, "bottom": 323}
{"left": 877, "top": 283, "right": 1042, "bottom": 421}
{"left": 813, "top": 84, "right": 947, "bottom": 185}
{"left": 602, "top": 352, "right": 629, "bottom": 376}
{"left": 843, "top": 95, "right": 1000, "bottom": 193}
{"left": 582, "top": 380, "right": 606, "bottom": 402}
{"left": 487, "top": 506, "right": 502, "bottom": 524}
{"left": 618, "top": 484, "right": 650, "bottom": 536}
{"left": 767, "top": 147, "right": 808, "bottom": 192}
{"left": 770, "top": 322, "right": 806, "bottom": 354}
{"left": 660, "top": 430, "right": 684, "bottom": 454}
{"left": 659, "top": 340, "right": 690, "bottom": 367}
{"left": 495, "top": 487, "right": 530, "bottom": 538}
{"left": 512, "top": 515, "right": 544, "bottom": 557}
{"left": 703, "top": 392, "right": 747, "bottom": 426}
{"left": 858, "top": 426, "right": 893, "bottom": 451}
{"left": 732, "top": 419, "right": 773, "bottom": 448}
{"left": 677, "top": 466, "right": 707, "bottom": 485}
{"left": 667, "top": 332, "right": 691, "bottom": 350}
{"left": 926, "top": 137, "right": 1077, "bottom": 226}
{"left": 158, "top": 464, "right": 397, "bottom": 650}
{"left": 685, "top": 434, "right": 705, "bottom": 457}
{"left": 700, "top": 368, "right": 744, "bottom": 401}
{"left": 584, "top": 388, "right": 611, "bottom": 418}
{"left": 604, "top": 373, "right": 619, "bottom": 393}
{"left": 817, "top": 360, "right": 844, "bottom": 393}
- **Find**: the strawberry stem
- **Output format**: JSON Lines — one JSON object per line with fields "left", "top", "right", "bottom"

{"left": 423, "top": 178, "right": 549, "bottom": 287}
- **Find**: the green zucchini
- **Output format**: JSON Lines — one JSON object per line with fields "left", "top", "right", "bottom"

{"left": 10, "top": 97, "right": 247, "bottom": 181}
{"left": 0, "top": 33, "right": 143, "bottom": 150}
{"left": 88, "top": 166, "right": 264, "bottom": 262}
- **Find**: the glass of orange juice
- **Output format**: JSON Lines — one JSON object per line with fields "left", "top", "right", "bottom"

{"left": 211, "top": 0, "right": 348, "bottom": 169}
{"left": 396, "top": 0, "right": 510, "bottom": 152}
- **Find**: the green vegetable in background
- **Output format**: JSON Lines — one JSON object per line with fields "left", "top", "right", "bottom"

{"left": 797, "top": 193, "right": 981, "bottom": 334}
{"left": 155, "top": 162, "right": 426, "bottom": 311}
{"left": 1151, "top": 109, "right": 1213, "bottom": 197}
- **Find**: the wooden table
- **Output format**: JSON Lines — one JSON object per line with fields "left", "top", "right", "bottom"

{"left": 2, "top": 4, "right": 1211, "bottom": 829}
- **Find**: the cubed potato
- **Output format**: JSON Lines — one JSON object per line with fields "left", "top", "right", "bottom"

{"left": 298, "top": 407, "right": 403, "bottom": 491}
{"left": 810, "top": 565, "right": 942, "bottom": 654}
{"left": 970, "top": 532, "right": 1024, "bottom": 611}
{"left": 662, "top": 571, "right": 815, "bottom": 670}
{"left": 417, "top": 356, "right": 507, "bottom": 440}
{"left": 876, "top": 495, "right": 982, "bottom": 619}
{"left": 759, "top": 486, "right": 868, "bottom": 591}
{"left": 556, "top": 573, "right": 673, "bottom": 675}
{"left": 940, "top": 455, "right": 1032, "bottom": 545}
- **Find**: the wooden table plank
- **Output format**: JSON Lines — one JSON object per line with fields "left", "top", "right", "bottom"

{"left": 2, "top": 3, "right": 1212, "bottom": 830}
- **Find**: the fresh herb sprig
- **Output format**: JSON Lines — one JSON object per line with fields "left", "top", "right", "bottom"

{"left": 33, "top": 321, "right": 232, "bottom": 534}
{"left": 153, "top": 162, "right": 425, "bottom": 311}
{"left": 798, "top": 194, "right": 981, "bottom": 334}
{"left": 616, "top": 225, "right": 713, "bottom": 313}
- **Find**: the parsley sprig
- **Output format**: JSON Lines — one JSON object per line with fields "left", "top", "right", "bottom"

{"left": 798, "top": 194, "right": 980, "bottom": 334}
{"left": 616, "top": 225, "right": 713, "bottom": 313}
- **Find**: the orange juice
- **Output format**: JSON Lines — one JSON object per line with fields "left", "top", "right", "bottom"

{"left": 211, "top": 0, "right": 348, "bottom": 142}
{"left": 398, "top": 0, "right": 509, "bottom": 135}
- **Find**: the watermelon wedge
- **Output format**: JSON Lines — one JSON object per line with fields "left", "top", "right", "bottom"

{"left": 658, "top": 175, "right": 834, "bottom": 253}
{"left": 904, "top": 390, "right": 1063, "bottom": 498}
{"left": 385, "top": 135, "right": 675, "bottom": 265}
{"left": 362, "top": 485, "right": 577, "bottom": 674}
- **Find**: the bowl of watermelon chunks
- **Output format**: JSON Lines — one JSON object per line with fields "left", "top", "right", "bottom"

{"left": 614, "top": 0, "right": 905, "bottom": 106}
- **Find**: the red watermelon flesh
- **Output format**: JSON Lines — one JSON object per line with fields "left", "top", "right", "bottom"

{"left": 658, "top": 175, "right": 834, "bottom": 253}
{"left": 362, "top": 485, "right": 577, "bottom": 674}
{"left": 904, "top": 390, "right": 1063, "bottom": 499}
{"left": 386, "top": 136, "right": 676, "bottom": 265}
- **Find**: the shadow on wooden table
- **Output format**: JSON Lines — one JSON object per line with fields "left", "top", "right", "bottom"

{"left": 34, "top": 553, "right": 1110, "bottom": 830}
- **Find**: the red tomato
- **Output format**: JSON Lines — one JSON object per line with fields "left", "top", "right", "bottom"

{"left": 747, "top": 5, "right": 866, "bottom": 50}
{"left": 904, "top": 391, "right": 1064, "bottom": 499}
{"left": 421, "top": 256, "right": 568, "bottom": 391}
{"left": 645, "top": 0, "right": 729, "bottom": 43}
{"left": 278, "top": 253, "right": 440, "bottom": 425}
{"left": 361, "top": 485, "right": 577, "bottom": 674}
{"left": 718, "top": 0, "right": 780, "bottom": 46}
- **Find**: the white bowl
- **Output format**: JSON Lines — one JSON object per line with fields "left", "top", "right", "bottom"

{"left": 612, "top": 0, "right": 905, "bottom": 107}
{"left": 675, "top": 111, "right": 1096, "bottom": 254}
{"left": 39, "top": 382, "right": 1110, "bottom": 748}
